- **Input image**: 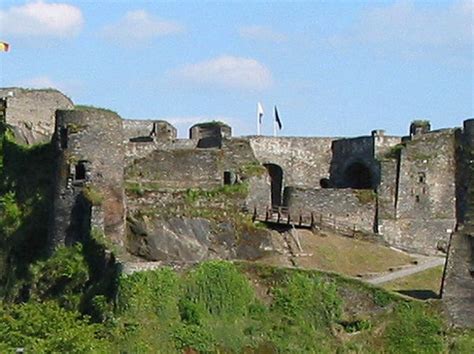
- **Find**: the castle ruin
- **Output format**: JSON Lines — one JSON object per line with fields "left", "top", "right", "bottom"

{"left": 0, "top": 87, "right": 472, "bottom": 328}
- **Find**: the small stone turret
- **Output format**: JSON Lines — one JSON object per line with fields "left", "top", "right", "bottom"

{"left": 409, "top": 120, "right": 431, "bottom": 138}
{"left": 49, "top": 108, "right": 125, "bottom": 249}
{"left": 190, "top": 121, "right": 232, "bottom": 148}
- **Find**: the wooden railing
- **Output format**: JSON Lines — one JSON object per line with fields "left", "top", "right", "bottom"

{"left": 251, "top": 205, "right": 374, "bottom": 238}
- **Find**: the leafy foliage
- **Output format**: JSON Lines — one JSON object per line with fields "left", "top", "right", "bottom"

{"left": 29, "top": 244, "right": 89, "bottom": 309}
{"left": 0, "top": 301, "right": 110, "bottom": 353}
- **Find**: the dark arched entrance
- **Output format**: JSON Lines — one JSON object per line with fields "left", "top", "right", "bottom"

{"left": 343, "top": 162, "right": 373, "bottom": 189}
{"left": 264, "top": 163, "right": 283, "bottom": 207}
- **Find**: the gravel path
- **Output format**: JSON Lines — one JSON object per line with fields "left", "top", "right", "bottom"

{"left": 366, "top": 257, "right": 446, "bottom": 285}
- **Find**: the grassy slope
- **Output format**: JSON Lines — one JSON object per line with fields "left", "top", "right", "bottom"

{"left": 383, "top": 265, "right": 444, "bottom": 297}
{"left": 259, "top": 229, "right": 415, "bottom": 276}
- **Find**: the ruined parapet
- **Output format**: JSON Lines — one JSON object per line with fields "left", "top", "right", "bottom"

{"left": 0, "top": 87, "right": 74, "bottom": 144}
{"left": 123, "top": 119, "right": 177, "bottom": 143}
{"left": 371, "top": 129, "right": 402, "bottom": 158}
{"left": 409, "top": 120, "right": 431, "bottom": 138}
{"left": 190, "top": 121, "right": 231, "bottom": 148}
{"left": 441, "top": 118, "right": 474, "bottom": 328}
{"left": 49, "top": 108, "right": 125, "bottom": 249}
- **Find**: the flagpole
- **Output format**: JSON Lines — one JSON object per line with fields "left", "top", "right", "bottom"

{"left": 273, "top": 106, "right": 277, "bottom": 137}
{"left": 257, "top": 106, "right": 260, "bottom": 135}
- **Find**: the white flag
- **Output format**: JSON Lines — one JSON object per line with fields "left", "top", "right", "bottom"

{"left": 257, "top": 102, "right": 264, "bottom": 124}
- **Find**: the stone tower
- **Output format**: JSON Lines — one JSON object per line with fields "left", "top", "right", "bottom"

{"left": 49, "top": 108, "right": 125, "bottom": 249}
{"left": 441, "top": 118, "right": 474, "bottom": 328}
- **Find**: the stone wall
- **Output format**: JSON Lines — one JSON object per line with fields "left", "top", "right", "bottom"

{"left": 441, "top": 118, "right": 474, "bottom": 329}
{"left": 190, "top": 122, "right": 232, "bottom": 148}
{"left": 376, "top": 129, "right": 458, "bottom": 254}
{"left": 378, "top": 129, "right": 457, "bottom": 254}
{"left": 49, "top": 108, "right": 125, "bottom": 248}
{"left": 124, "top": 139, "right": 197, "bottom": 165}
{"left": 249, "top": 137, "right": 335, "bottom": 188}
{"left": 372, "top": 131, "right": 402, "bottom": 158}
{"left": 284, "top": 186, "right": 376, "bottom": 234}
{"left": 329, "top": 136, "right": 379, "bottom": 188}
{"left": 122, "top": 119, "right": 176, "bottom": 143}
{"left": 126, "top": 148, "right": 222, "bottom": 189}
{"left": 0, "top": 88, "right": 74, "bottom": 144}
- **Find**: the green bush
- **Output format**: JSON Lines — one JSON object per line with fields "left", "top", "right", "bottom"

{"left": 0, "top": 301, "right": 110, "bottom": 353}
{"left": 0, "top": 192, "right": 22, "bottom": 239}
{"left": 271, "top": 272, "right": 342, "bottom": 328}
{"left": 183, "top": 261, "right": 255, "bottom": 319}
{"left": 30, "top": 244, "right": 89, "bottom": 309}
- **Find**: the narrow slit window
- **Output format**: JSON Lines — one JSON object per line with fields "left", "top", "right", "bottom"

{"left": 75, "top": 162, "right": 86, "bottom": 180}
{"left": 60, "top": 127, "right": 68, "bottom": 149}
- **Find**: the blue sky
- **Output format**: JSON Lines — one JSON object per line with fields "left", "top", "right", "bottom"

{"left": 0, "top": 0, "right": 472, "bottom": 137}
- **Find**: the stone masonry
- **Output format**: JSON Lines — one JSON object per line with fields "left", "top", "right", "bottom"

{"left": 2, "top": 87, "right": 472, "bottom": 327}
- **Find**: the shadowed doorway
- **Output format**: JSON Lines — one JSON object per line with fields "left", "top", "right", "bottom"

{"left": 264, "top": 163, "right": 284, "bottom": 207}
{"left": 343, "top": 162, "right": 373, "bottom": 189}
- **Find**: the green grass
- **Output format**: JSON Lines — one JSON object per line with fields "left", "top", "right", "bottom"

{"left": 383, "top": 265, "right": 444, "bottom": 296}
{"left": 353, "top": 189, "right": 377, "bottom": 204}
{"left": 281, "top": 230, "right": 415, "bottom": 277}
{"left": 74, "top": 104, "right": 118, "bottom": 115}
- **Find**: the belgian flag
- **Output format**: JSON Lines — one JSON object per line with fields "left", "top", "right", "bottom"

{"left": 0, "top": 42, "right": 10, "bottom": 52}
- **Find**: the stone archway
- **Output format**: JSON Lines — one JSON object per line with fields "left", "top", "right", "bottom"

{"left": 343, "top": 161, "right": 373, "bottom": 189}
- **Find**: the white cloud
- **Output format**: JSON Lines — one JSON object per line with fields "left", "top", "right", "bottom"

{"left": 357, "top": 1, "right": 471, "bottom": 46}
{"left": 239, "top": 25, "right": 287, "bottom": 43}
{"left": 328, "top": 0, "right": 472, "bottom": 57}
{"left": 170, "top": 55, "right": 273, "bottom": 90}
{"left": 0, "top": 1, "right": 83, "bottom": 38}
{"left": 102, "top": 10, "right": 185, "bottom": 43}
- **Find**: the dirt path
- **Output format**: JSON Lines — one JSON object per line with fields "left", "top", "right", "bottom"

{"left": 366, "top": 257, "right": 446, "bottom": 285}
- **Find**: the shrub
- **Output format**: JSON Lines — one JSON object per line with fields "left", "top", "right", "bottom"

{"left": 0, "top": 301, "right": 110, "bottom": 352}
{"left": 183, "top": 261, "right": 255, "bottom": 319}
{"left": 271, "top": 272, "right": 342, "bottom": 328}
{"left": 30, "top": 244, "right": 89, "bottom": 309}
{"left": 0, "top": 192, "right": 22, "bottom": 239}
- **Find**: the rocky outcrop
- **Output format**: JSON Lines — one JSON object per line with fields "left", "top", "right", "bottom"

{"left": 126, "top": 215, "right": 280, "bottom": 263}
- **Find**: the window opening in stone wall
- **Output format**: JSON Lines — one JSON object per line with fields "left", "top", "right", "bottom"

{"left": 343, "top": 162, "right": 373, "bottom": 189}
{"left": 60, "top": 127, "right": 68, "bottom": 149}
{"left": 224, "top": 171, "right": 235, "bottom": 185}
{"left": 418, "top": 172, "right": 426, "bottom": 183}
{"left": 75, "top": 162, "right": 87, "bottom": 181}
{"left": 264, "top": 163, "right": 284, "bottom": 207}
{"left": 415, "top": 195, "right": 420, "bottom": 203}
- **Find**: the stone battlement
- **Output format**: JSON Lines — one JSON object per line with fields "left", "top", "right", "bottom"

{"left": 2, "top": 87, "right": 472, "bottom": 328}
